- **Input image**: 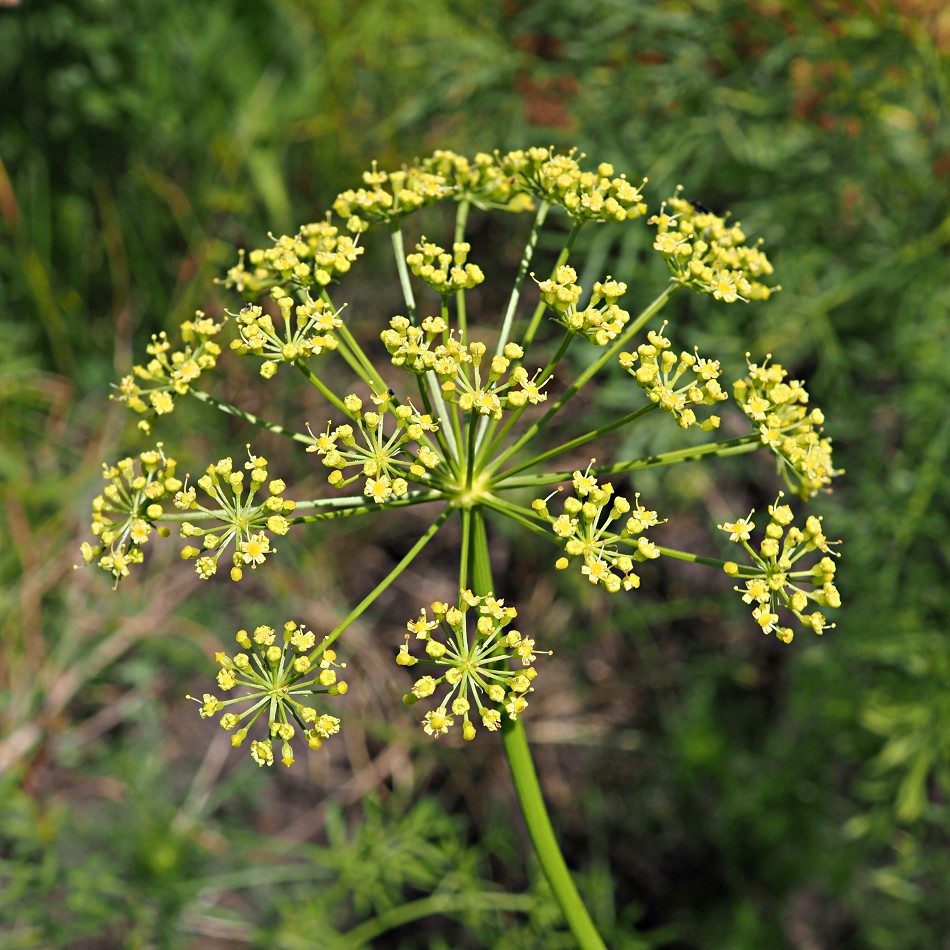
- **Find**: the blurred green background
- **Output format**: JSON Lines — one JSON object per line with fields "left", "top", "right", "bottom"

{"left": 2, "top": 1, "right": 949, "bottom": 947}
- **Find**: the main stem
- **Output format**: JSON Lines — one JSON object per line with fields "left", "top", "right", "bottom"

{"left": 469, "top": 509, "right": 607, "bottom": 950}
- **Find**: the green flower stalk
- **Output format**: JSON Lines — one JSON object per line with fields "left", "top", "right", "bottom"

{"left": 83, "top": 145, "right": 842, "bottom": 947}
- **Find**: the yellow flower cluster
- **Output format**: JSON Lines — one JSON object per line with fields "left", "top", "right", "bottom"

{"left": 619, "top": 325, "right": 727, "bottom": 430}
{"left": 307, "top": 390, "right": 442, "bottom": 502}
{"left": 406, "top": 236, "right": 485, "bottom": 295}
{"left": 396, "top": 592, "right": 544, "bottom": 740}
{"left": 421, "top": 149, "right": 534, "bottom": 211}
{"left": 80, "top": 446, "right": 182, "bottom": 584}
{"left": 532, "top": 467, "right": 664, "bottom": 593}
{"left": 333, "top": 162, "right": 450, "bottom": 232}
{"left": 113, "top": 312, "right": 223, "bottom": 430}
{"left": 229, "top": 293, "right": 342, "bottom": 378}
{"left": 649, "top": 194, "right": 775, "bottom": 302}
{"left": 176, "top": 448, "right": 296, "bottom": 581}
{"left": 498, "top": 146, "right": 648, "bottom": 223}
{"left": 733, "top": 356, "right": 839, "bottom": 498}
{"left": 719, "top": 495, "right": 841, "bottom": 643}
{"left": 193, "top": 620, "right": 347, "bottom": 768}
{"left": 536, "top": 266, "right": 631, "bottom": 346}
{"left": 223, "top": 218, "right": 364, "bottom": 297}
{"left": 380, "top": 316, "right": 547, "bottom": 418}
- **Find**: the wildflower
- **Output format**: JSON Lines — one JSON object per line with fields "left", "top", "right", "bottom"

{"left": 379, "top": 320, "right": 545, "bottom": 419}
{"left": 719, "top": 493, "right": 841, "bottom": 642}
{"left": 229, "top": 294, "right": 343, "bottom": 377}
{"left": 498, "top": 147, "right": 648, "bottom": 223}
{"left": 619, "top": 324, "right": 727, "bottom": 430}
{"left": 397, "top": 594, "right": 547, "bottom": 739}
{"left": 222, "top": 218, "right": 365, "bottom": 298}
{"left": 112, "top": 313, "right": 224, "bottom": 431}
{"left": 86, "top": 144, "right": 843, "bottom": 793}
{"left": 533, "top": 464, "right": 664, "bottom": 594}
{"left": 333, "top": 161, "right": 450, "bottom": 231}
{"left": 81, "top": 445, "right": 182, "bottom": 585}
{"left": 306, "top": 393, "right": 442, "bottom": 496}
{"left": 649, "top": 190, "right": 776, "bottom": 302}
{"left": 177, "top": 446, "right": 297, "bottom": 580}
{"left": 536, "top": 268, "right": 632, "bottom": 346}
{"left": 190, "top": 620, "right": 347, "bottom": 766}
{"left": 733, "top": 355, "right": 840, "bottom": 498}
{"left": 421, "top": 149, "right": 534, "bottom": 212}
{"left": 407, "top": 237, "right": 485, "bottom": 295}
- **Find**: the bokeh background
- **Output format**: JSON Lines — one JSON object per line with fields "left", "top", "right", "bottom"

{"left": 2, "top": 1, "right": 949, "bottom": 947}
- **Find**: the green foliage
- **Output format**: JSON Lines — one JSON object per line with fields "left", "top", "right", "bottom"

{"left": 3, "top": 0, "right": 949, "bottom": 947}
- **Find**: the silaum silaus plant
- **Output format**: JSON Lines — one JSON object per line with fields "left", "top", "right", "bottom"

{"left": 80, "top": 146, "right": 841, "bottom": 946}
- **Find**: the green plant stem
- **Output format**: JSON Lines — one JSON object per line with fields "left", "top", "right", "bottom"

{"left": 189, "top": 389, "right": 313, "bottom": 444}
{"left": 655, "top": 544, "right": 777, "bottom": 577}
{"left": 469, "top": 509, "right": 607, "bottom": 950}
{"left": 474, "top": 329, "right": 577, "bottom": 473}
{"left": 454, "top": 199, "right": 470, "bottom": 339}
{"left": 295, "top": 360, "right": 350, "bottom": 415}
{"left": 496, "top": 432, "right": 761, "bottom": 490}
{"left": 290, "top": 489, "right": 445, "bottom": 521}
{"left": 479, "top": 493, "right": 551, "bottom": 539}
{"left": 495, "top": 200, "right": 550, "bottom": 357}
{"left": 391, "top": 223, "right": 417, "bottom": 320}
{"left": 344, "top": 891, "right": 536, "bottom": 947}
{"left": 329, "top": 301, "right": 390, "bottom": 393}
{"left": 155, "top": 492, "right": 440, "bottom": 526}
{"left": 492, "top": 404, "right": 658, "bottom": 487}
{"left": 475, "top": 200, "right": 550, "bottom": 456}
{"left": 319, "top": 508, "right": 450, "bottom": 653}
{"left": 592, "top": 432, "right": 761, "bottom": 476}
{"left": 416, "top": 375, "right": 461, "bottom": 478}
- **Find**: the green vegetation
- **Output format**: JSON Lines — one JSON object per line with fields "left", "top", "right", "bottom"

{"left": 2, "top": 1, "right": 948, "bottom": 947}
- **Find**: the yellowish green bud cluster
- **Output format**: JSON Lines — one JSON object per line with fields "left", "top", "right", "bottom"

{"left": 229, "top": 294, "right": 342, "bottom": 378}
{"left": 307, "top": 390, "right": 442, "bottom": 502}
{"left": 80, "top": 445, "right": 181, "bottom": 584}
{"left": 396, "top": 592, "right": 544, "bottom": 740}
{"left": 406, "top": 237, "right": 485, "bottom": 295}
{"left": 649, "top": 193, "right": 776, "bottom": 302}
{"left": 718, "top": 494, "right": 841, "bottom": 643}
{"left": 421, "top": 149, "right": 534, "bottom": 211}
{"left": 175, "top": 447, "right": 296, "bottom": 581}
{"left": 333, "top": 161, "right": 449, "bottom": 232}
{"left": 190, "top": 619, "right": 347, "bottom": 768}
{"left": 533, "top": 465, "right": 664, "bottom": 593}
{"left": 498, "top": 146, "right": 648, "bottom": 223}
{"left": 734, "top": 355, "right": 839, "bottom": 498}
{"left": 113, "top": 312, "right": 223, "bottom": 431}
{"left": 619, "top": 324, "right": 727, "bottom": 430}
{"left": 536, "top": 266, "right": 631, "bottom": 346}
{"left": 380, "top": 316, "right": 547, "bottom": 418}
{"left": 222, "top": 219, "right": 364, "bottom": 297}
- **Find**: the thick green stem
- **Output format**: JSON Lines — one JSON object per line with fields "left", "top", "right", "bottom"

{"left": 469, "top": 509, "right": 607, "bottom": 950}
